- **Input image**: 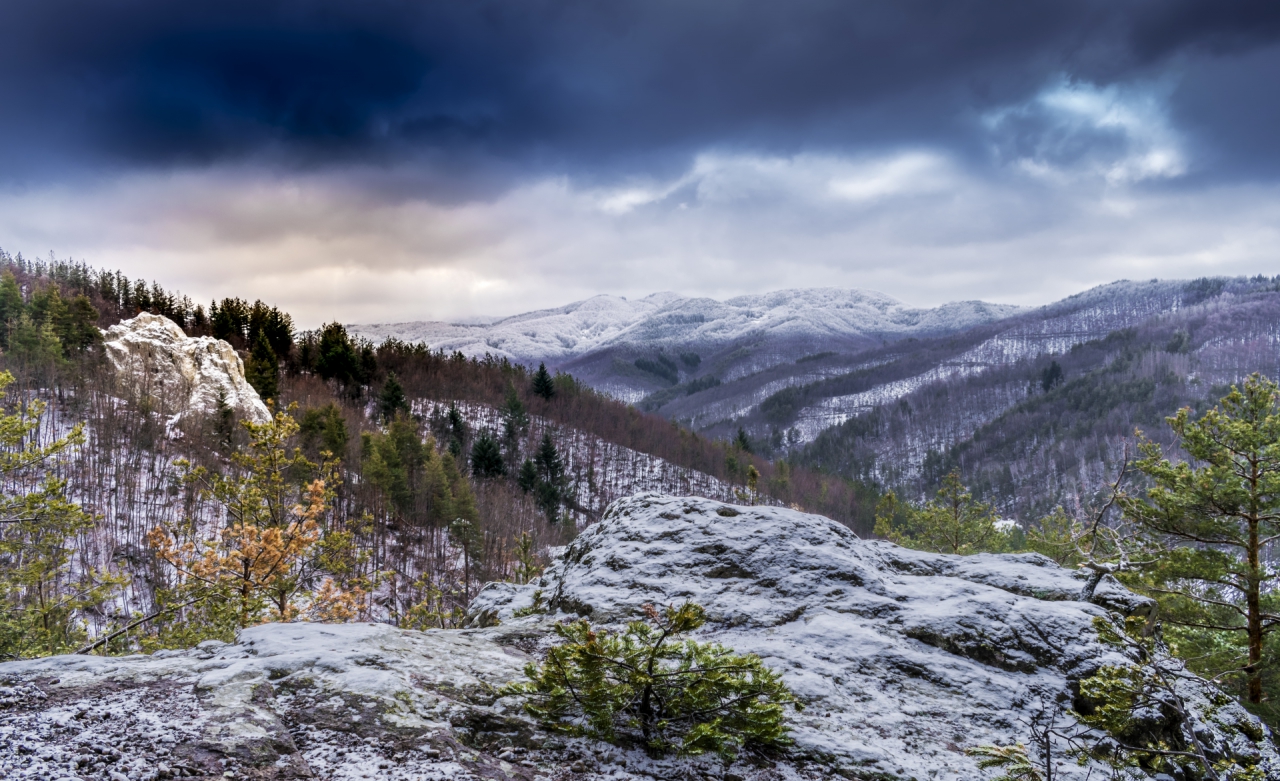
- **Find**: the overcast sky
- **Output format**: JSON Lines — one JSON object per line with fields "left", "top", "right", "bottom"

{"left": 1, "top": 1, "right": 1279, "bottom": 327}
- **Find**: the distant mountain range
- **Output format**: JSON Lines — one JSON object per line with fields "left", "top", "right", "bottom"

{"left": 350, "top": 288, "right": 1024, "bottom": 401}
{"left": 353, "top": 275, "right": 1280, "bottom": 516}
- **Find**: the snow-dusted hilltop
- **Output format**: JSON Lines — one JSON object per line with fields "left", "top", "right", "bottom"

{"left": 4, "top": 494, "right": 1272, "bottom": 781}
{"left": 351, "top": 288, "right": 1023, "bottom": 406}
{"left": 102, "top": 312, "right": 271, "bottom": 425}
{"left": 351, "top": 288, "right": 1022, "bottom": 363}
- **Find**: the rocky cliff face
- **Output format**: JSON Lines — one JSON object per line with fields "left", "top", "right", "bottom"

{"left": 101, "top": 313, "right": 270, "bottom": 425}
{"left": 2, "top": 494, "right": 1275, "bottom": 781}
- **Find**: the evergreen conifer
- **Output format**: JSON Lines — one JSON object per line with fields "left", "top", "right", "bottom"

{"left": 378, "top": 373, "right": 409, "bottom": 422}
{"left": 0, "top": 372, "right": 124, "bottom": 658}
{"left": 533, "top": 433, "right": 571, "bottom": 523}
{"left": 0, "top": 270, "right": 24, "bottom": 347}
{"left": 245, "top": 332, "right": 279, "bottom": 402}
{"left": 1122, "top": 374, "right": 1280, "bottom": 712}
{"left": 470, "top": 433, "right": 506, "bottom": 478}
{"left": 873, "top": 470, "right": 1007, "bottom": 555}
{"left": 315, "top": 322, "right": 361, "bottom": 387}
{"left": 505, "top": 602, "right": 800, "bottom": 758}
{"left": 532, "top": 362, "right": 555, "bottom": 400}
{"left": 517, "top": 459, "right": 539, "bottom": 493}
{"left": 299, "top": 404, "right": 349, "bottom": 461}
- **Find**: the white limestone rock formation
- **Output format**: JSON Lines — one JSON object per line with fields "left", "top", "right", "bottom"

{"left": 101, "top": 312, "right": 270, "bottom": 425}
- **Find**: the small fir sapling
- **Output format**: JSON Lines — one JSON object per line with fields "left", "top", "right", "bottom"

{"left": 504, "top": 601, "right": 801, "bottom": 759}
{"left": 874, "top": 470, "right": 1008, "bottom": 555}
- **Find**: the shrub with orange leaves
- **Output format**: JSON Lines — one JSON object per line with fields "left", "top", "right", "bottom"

{"left": 146, "top": 404, "right": 370, "bottom": 640}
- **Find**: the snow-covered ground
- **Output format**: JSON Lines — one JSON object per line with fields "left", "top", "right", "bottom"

{"left": 473, "top": 493, "right": 1280, "bottom": 781}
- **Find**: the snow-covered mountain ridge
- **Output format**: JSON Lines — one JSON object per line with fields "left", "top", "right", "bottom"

{"left": 350, "top": 288, "right": 1023, "bottom": 362}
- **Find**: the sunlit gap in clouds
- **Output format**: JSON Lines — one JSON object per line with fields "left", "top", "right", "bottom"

{"left": 984, "top": 75, "right": 1187, "bottom": 185}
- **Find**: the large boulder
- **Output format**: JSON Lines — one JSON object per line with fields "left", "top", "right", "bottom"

{"left": 472, "top": 493, "right": 1280, "bottom": 780}
{"left": 101, "top": 313, "right": 270, "bottom": 425}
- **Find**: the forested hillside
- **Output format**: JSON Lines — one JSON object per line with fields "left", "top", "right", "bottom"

{"left": 796, "top": 276, "right": 1280, "bottom": 518}
{"left": 0, "top": 250, "right": 876, "bottom": 658}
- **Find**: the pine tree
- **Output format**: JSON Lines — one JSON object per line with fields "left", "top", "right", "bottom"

{"left": 1122, "top": 374, "right": 1280, "bottom": 711}
{"left": 446, "top": 402, "right": 468, "bottom": 456}
{"left": 60, "top": 295, "right": 100, "bottom": 353}
{"left": 532, "top": 362, "right": 555, "bottom": 400}
{"left": 873, "top": 471, "right": 1006, "bottom": 555}
{"left": 147, "top": 406, "right": 359, "bottom": 635}
{"left": 378, "top": 373, "right": 409, "bottom": 422}
{"left": 9, "top": 314, "right": 64, "bottom": 372}
{"left": 504, "top": 602, "right": 800, "bottom": 758}
{"left": 0, "top": 372, "right": 125, "bottom": 658}
{"left": 734, "top": 427, "right": 752, "bottom": 453}
{"left": 0, "top": 270, "right": 24, "bottom": 347}
{"left": 501, "top": 385, "right": 530, "bottom": 467}
{"left": 315, "top": 322, "right": 360, "bottom": 386}
{"left": 244, "top": 332, "right": 279, "bottom": 402}
{"left": 363, "top": 423, "right": 415, "bottom": 516}
{"left": 534, "top": 433, "right": 571, "bottom": 523}
{"left": 299, "top": 403, "right": 349, "bottom": 462}
{"left": 470, "top": 433, "right": 506, "bottom": 478}
{"left": 517, "top": 459, "right": 539, "bottom": 493}
{"left": 1040, "top": 360, "right": 1064, "bottom": 392}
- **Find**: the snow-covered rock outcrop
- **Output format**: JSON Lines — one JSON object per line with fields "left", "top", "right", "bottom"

{"left": 2, "top": 494, "right": 1275, "bottom": 781}
{"left": 473, "top": 493, "right": 1279, "bottom": 780}
{"left": 102, "top": 312, "right": 270, "bottom": 425}
{"left": 0, "top": 623, "right": 541, "bottom": 781}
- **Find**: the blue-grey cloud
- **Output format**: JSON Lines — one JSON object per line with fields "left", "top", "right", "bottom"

{"left": 2, "top": 1, "right": 1279, "bottom": 183}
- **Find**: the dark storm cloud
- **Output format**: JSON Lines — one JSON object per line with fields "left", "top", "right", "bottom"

{"left": 1, "top": 0, "right": 1279, "bottom": 180}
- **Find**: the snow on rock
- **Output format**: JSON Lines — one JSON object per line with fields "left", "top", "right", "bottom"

{"left": 101, "top": 312, "right": 270, "bottom": 425}
{"left": 4, "top": 493, "right": 1275, "bottom": 781}
{"left": 0, "top": 621, "right": 819, "bottom": 781}
{"left": 0, "top": 623, "right": 545, "bottom": 781}
{"left": 471, "top": 493, "right": 1280, "bottom": 780}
